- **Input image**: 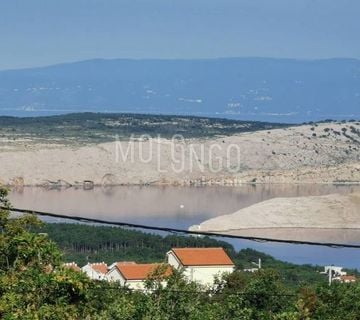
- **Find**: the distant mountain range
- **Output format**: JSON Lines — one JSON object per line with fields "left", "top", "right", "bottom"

{"left": 0, "top": 58, "right": 359, "bottom": 123}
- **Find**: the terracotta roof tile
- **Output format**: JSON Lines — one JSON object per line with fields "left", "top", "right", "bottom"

{"left": 171, "top": 247, "right": 234, "bottom": 266}
{"left": 115, "top": 261, "right": 136, "bottom": 267}
{"left": 90, "top": 263, "right": 108, "bottom": 274}
{"left": 340, "top": 275, "right": 357, "bottom": 281}
{"left": 63, "top": 262, "right": 81, "bottom": 272}
{"left": 117, "top": 263, "right": 172, "bottom": 280}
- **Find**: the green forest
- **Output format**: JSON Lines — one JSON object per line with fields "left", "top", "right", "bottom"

{"left": 1, "top": 188, "right": 360, "bottom": 319}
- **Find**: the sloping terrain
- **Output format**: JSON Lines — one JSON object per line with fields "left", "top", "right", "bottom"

{"left": 189, "top": 193, "right": 360, "bottom": 242}
{"left": 191, "top": 193, "right": 360, "bottom": 231}
{"left": 0, "top": 112, "right": 287, "bottom": 148}
{"left": 0, "top": 117, "right": 359, "bottom": 186}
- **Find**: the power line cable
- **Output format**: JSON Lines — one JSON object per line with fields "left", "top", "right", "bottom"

{"left": 2, "top": 206, "right": 360, "bottom": 249}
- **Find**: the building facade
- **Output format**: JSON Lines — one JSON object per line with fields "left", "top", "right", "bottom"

{"left": 81, "top": 262, "right": 108, "bottom": 280}
{"left": 166, "top": 247, "right": 235, "bottom": 286}
{"left": 107, "top": 263, "right": 172, "bottom": 290}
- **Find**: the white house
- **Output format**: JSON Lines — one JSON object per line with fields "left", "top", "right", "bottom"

{"left": 106, "top": 263, "right": 172, "bottom": 290}
{"left": 323, "top": 266, "right": 347, "bottom": 277}
{"left": 166, "top": 247, "right": 235, "bottom": 286}
{"left": 81, "top": 262, "right": 108, "bottom": 280}
{"left": 333, "top": 275, "right": 357, "bottom": 283}
{"left": 63, "top": 262, "right": 81, "bottom": 272}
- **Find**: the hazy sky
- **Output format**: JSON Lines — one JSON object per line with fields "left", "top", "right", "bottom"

{"left": 0, "top": 0, "right": 359, "bottom": 70}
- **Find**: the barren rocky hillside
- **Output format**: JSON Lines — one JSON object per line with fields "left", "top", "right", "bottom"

{"left": 0, "top": 120, "right": 359, "bottom": 186}
{"left": 189, "top": 192, "right": 360, "bottom": 242}
{"left": 191, "top": 193, "right": 360, "bottom": 230}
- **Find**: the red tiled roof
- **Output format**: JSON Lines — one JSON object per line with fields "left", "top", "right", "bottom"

{"left": 115, "top": 261, "right": 136, "bottom": 267}
{"left": 171, "top": 248, "right": 234, "bottom": 266}
{"left": 90, "top": 263, "right": 108, "bottom": 274}
{"left": 340, "top": 275, "right": 357, "bottom": 281}
{"left": 117, "top": 263, "right": 172, "bottom": 280}
{"left": 63, "top": 262, "right": 81, "bottom": 272}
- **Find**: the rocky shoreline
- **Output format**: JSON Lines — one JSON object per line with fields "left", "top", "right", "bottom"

{"left": 189, "top": 193, "right": 360, "bottom": 242}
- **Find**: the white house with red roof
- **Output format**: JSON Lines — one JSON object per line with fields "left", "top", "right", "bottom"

{"left": 166, "top": 247, "right": 235, "bottom": 286}
{"left": 63, "top": 262, "right": 81, "bottom": 272}
{"left": 334, "top": 275, "right": 357, "bottom": 283}
{"left": 81, "top": 262, "right": 108, "bottom": 280}
{"left": 107, "top": 263, "right": 172, "bottom": 290}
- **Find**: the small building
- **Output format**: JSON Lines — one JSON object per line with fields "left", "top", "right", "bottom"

{"left": 166, "top": 247, "right": 235, "bottom": 286}
{"left": 63, "top": 262, "right": 81, "bottom": 272}
{"left": 323, "top": 266, "right": 347, "bottom": 277}
{"left": 107, "top": 263, "right": 172, "bottom": 290}
{"left": 82, "top": 262, "right": 108, "bottom": 280}
{"left": 243, "top": 268, "right": 259, "bottom": 273}
{"left": 334, "top": 275, "right": 357, "bottom": 283}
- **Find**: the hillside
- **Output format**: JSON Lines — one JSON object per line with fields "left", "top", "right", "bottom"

{"left": 0, "top": 116, "right": 359, "bottom": 186}
{"left": 1, "top": 58, "right": 360, "bottom": 122}
{"left": 190, "top": 193, "right": 360, "bottom": 242}
{"left": 0, "top": 112, "right": 288, "bottom": 147}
